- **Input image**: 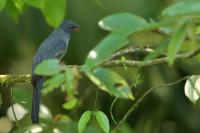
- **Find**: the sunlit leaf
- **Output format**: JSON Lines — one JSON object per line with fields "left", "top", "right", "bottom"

{"left": 63, "top": 97, "right": 77, "bottom": 110}
{"left": 184, "top": 75, "right": 200, "bottom": 104}
{"left": 78, "top": 111, "right": 92, "bottom": 133}
{"left": 162, "top": 0, "right": 200, "bottom": 17}
{"left": 0, "top": 0, "right": 7, "bottom": 12}
{"left": 98, "top": 12, "right": 148, "bottom": 31}
{"left": 84, "top": 31, "right": 130, "bottom": 70}
{"left": 35, "top": 59, "right": 61, "bottom": 76}
{"left": 43, "top": 73, "right": 65, "bottom": 94}
{"left": 167, "top": 20, "right": 188, "bottom": 65}
{"left": 41, "top": 0, "right": 66, "bottom": 27}
{"left": 84, "top": 67, "right": 134, "bottom": 100}
{"left": 94, "top": 111, "right": 110, "bottom": 133}
{"left": 13, "top": 0, "right": 24, "bottom": 11}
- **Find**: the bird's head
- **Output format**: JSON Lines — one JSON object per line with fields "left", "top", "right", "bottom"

{"left": 60, "top": 20, "right": 80, "bottom": 33}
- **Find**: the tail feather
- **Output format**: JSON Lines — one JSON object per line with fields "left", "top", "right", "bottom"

{"left": 32, "top": 77, "right": 44, "bottom": 124}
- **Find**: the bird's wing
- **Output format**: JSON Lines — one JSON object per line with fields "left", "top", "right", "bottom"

{"left": 32, "top": 37, "right": 68, "bottom": 70}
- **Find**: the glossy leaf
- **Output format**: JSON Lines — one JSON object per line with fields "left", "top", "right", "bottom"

{"left": 162, "top": 0, "right": 200, "bottom": 17}
{"left": 98, "top": 12, "right": 148, "bottom": 31}
{"left": 167, "top": 21, "right": 188, "bottom": 65}
{"left": 184, "top": 75, "right": 200, "bottom": 104}
{"left": 78, "top": 111, "right": 92, "bottom": 133}
{"left": 0, "top": 0, "right": 7, "bottom": 12}
{"left": 94, "top": 111, "right": 110, "bottom": 133}
{"left": 41, "top": 0, "right": 66, "bottom": 27}
{"left": 85, "top": 31, "right": 130, "bottom": 70}
{"left": 35, "top": 59, "right": 61, "bottom": 76}
{"left": 84, "top": 67, "right": 134, "bottom": 100}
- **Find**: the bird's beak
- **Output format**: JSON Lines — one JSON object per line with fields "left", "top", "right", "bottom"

{"left": 74, "top": 27, "right": 80, "bottom": 32}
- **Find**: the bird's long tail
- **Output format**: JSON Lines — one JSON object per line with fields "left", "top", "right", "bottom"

{"left": 31, "top": 77, "right": 44, "bottom": 124}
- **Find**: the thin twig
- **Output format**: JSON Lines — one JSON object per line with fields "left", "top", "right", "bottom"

{"left": 110, "top": 97, "right": 118, "bottom": 125}
{"left": 11, "top": 84, "right": 22, "bottom": 133}
{"left": 111, "top": 76, "right": 190, "bottom": 133}
{"left": 105, "top": 47, "right": 200, "bottom": 67}
{"left": 93, "top": 88, "right": 99, "bottom": 112}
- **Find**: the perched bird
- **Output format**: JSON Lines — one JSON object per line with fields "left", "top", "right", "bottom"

{"left": 31, "top": 20, "right": 80, "bottom": 124}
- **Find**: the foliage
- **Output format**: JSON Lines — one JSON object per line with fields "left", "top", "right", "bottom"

{"left": 1, "top": 0, "right": 200, "bottom": 133}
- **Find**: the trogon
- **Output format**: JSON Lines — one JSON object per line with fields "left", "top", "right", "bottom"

{"left": 31, "top": 20, "right": 79, "bottom": 124}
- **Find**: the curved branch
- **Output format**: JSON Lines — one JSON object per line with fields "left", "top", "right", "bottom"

{"left": 108, "top": 44, "right": 157, "bottom": 60}
{"left": 111, "top": 76, "right": 190, "bottom": 133}
{"left": 105, "top": 47, "right": 200, "bottom": 67}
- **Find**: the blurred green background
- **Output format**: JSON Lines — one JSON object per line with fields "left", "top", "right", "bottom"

{"left": 1, "top": 0, "right": 200, "bottom": 133}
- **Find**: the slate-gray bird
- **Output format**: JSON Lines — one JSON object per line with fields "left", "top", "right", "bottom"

{"left": 31, "top": 20, "right": 80, "bottom": 124}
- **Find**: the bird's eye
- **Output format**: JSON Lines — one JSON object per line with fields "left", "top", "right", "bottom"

{"left": 70, "top": 25, "right": 75, "bottom": 29}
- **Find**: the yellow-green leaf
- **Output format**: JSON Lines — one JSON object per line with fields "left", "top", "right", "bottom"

{"left": 95, "top": 111, "right": 110, "bottom": 133}
{"left": 42, "top": 0, "right": 66, "bottom": 28}
{"left": 78, "top": 111, "right": 92, "bottom": 133}
{"left": 0, "top": 0, "right": 7, "bottom": 12}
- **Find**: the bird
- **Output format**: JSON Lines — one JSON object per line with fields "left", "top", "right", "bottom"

{"left": 31, "top": 20, "right": 80, "bottom": 124}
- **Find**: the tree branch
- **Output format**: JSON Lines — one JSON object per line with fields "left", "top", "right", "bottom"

{"left": 105, "top": 47, "right": 200, "bottom": 67}
{"left": 111, "top": 75, "right": 190, "bottom": 133}
{"left": 0, "top": 74, "right": 31, "bottom": 84}
{"left": 108, "top": 44, "right": 157, "bottom": 60}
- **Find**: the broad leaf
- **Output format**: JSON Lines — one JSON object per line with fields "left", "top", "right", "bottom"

{"left": 84, "top": 67, "right": 134, "bottom": 100}
{"left": 42, "top": 0, "right": 66, "bottom": 27}
{"left": 94, "top": 111, "right": 110, "bottom": 133}
{"left": 43, "top": 73, "right": 66, "bottom": 94}
{"left": 63, "top": 97, "right": 77, "bottom": 110}
{"left": 184, "top": 75, "right": 200, "bottom": 104}
{"left": 167, "top": 20, "right": 188, "bottom": 65}
{"left": 162, "top": 0, "right": 200, "bottom": 17}
{"left": 78, "top": 111, "right": 92, "bottom": 133}
{"left": 35, "top": 59, "right": 61, "bottom": 76}
{"left": 0, "top": 0, "right": 7, "bottom": 12}
{"left": 85, "top": 31, "right": 130, "bottom": 70}
{"left": 98, "top": 12, "right": 148, "bottom": 31}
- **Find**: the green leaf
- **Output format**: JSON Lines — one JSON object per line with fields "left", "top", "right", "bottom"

{"left": 78, "top": 111, "right": 92, "bottom": 133}
{"left": 62, "top": 97, "right": 77, "bottom": 110}
{"left": 41, "top": 0, "right": 66, "bottom": 27}
{"left": 0, "top": 0, "right": 7, "bottom": 12}
{"left": 43, "top": 73, "right": 66, "bottom": 95}
{"left": 13, "top": 0, "right": 24, "bottom": 11}
{"left": 35, "top": 59, "right": 61, "bottom": 76}
{"left": 98, "top": 12, "right": 148, "bottom": 31}
{"left": 167, "top": 21, "right": 188, "bottom": 65}
{"left": 85, "top": 31, "right": 130, "bottom": 70}
{"left": 5, "top": 0, "right": 20, "bottom": 21}
{"left": 94, "top": 111, "right": 110, "bottom": 133}
{"left": 162, "top": 0, "right": 200, "bottom": 17}
{"left": 184, "top": 75, "right": 200, "bottom": 104}
{"left": 84, "top": 67, "right": 134, "bottom": 100}
{"left": 23, "top": 0, "right": 46, "bottom": 9}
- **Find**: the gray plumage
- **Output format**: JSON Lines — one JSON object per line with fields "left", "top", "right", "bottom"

{"left": 31, "top": 20, "right": 79, "bottom": 124}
